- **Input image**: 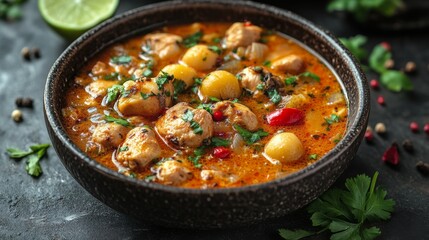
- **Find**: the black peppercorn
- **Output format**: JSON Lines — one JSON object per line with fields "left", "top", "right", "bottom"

{"left": 33, "top": 48, "right": 41, "bottom": 58}
{"left": 416, "top": 161, "right": 429, "bottom": 175}
{"left": 21, "top": 47, "right": 31, "bottom": 61}
{"left": 402, "top": 139, "right": 414, "bottom": 153}
{"left": 15, "top": 97, "right": 34, "bottom": 108}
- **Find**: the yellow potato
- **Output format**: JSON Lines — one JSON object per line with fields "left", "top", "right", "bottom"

{"left": 161, "top": 64, "right": 197, "bottom": 88}
{"left": 264, "top": 132, "right": 304, "bottom": 163}
{"left": 200, "top": 70, "right": 242, "bottom": 100}
{"left": 182, "top": 44, "right": 218, "bottom": 71}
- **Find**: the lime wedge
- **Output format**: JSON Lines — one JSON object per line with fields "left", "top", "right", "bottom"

{"left": 38, "top": 0, "right": 119, "bottom": 40}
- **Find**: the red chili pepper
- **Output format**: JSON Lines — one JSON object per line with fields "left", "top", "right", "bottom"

{"left": 266, "top": 108, "right": 304, "bottom": 126}
{"left": 370, "top": 79, "right": 379, "bottom": 89}
{"left": 410, "top": 121, "right": 419, "bottom": 133}
{"left": 382, "top": 142, "right": 399, "bottom": 165}
{"left": 213, "top": 147, "right": 231, "bottom": 159}
{"left": 212, "top": 110, "right": 225, "bottom": 121}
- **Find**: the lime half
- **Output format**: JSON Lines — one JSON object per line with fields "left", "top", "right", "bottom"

{"left": 38, "top": 0, "right": 119, "bottom": 40}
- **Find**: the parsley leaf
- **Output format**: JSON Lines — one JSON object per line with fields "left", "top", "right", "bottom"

{"left": 156, "top": 71, "right": 174, "bottom": 90}
{"left": 309, "top": 154, "right": 318, "bottom": 160}
{"left": 173, "top": 79, "right": 187, "bottom": 99}
{"left": 208, "top": 45, "right": 222, "bottom": 55}
{"left": 182, "top": 31, "right": 203, "bottom": 48}
{"left": 339, "top": 35, "right": 368, "bottom": 62}
{"left": 196, "top": 103, "right": 213, "bottom": 114}
{"left": 234, "top": 124, "right": 268, "bottom": 144}
{"left": 6, "top": 143, "right": 50, "bottom": 177}
{"left": 191, "top": 77, "right": 202, "bottom": 94}
{"left": 211, "top": 137, "right": 230, "bottom": 147}
{"left": 267, "top": 89, "right": 281, "bottom": 104}
{"left": 263, "top": 60, "right": 271, "bottom": 67}
{"left": 181, "top": 109, "right": 203, "bottom": 135}
{"left": 106, "top": 85, "right": 124, "bottom": 104}
{"left": 140, "top": 92, "right": 155, "bottom": 100}
{"left": 104, "top": 115, "right": 131, "bottom": 127}
{"left": 380, "top": 70, "right": 413, "bottom": 92}
{"left": 188, "top": 146, "right": 205, "bottom": 168}
{"left": 369, "top": 44, "right": 391, "bottom": 74}
{"left": 300, "top": 72, "right": 321, "bottom": 81}
{"left": 110, "top": 55, "right": 132, "bottom": 65}
{"left": 284, "top": 72, "right": 320, "bottom": 87}
{"left": 279, "top": 172, "right": 395, "bottom": 240}
{"left": 285, "top": 76, "right": 298, "bottom": 87}
{"left": 103, "top": 72, "right": 119, "bottom": 80}
{"left": 327, "top": 0, "right": 403, "bottom": 22}
{"left": 325, "top": 114, "right": 340, "bottom": 125}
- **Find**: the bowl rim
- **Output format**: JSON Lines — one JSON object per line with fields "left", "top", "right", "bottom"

{"left": 44, "top": 0, "right": 369, "bottom": 195}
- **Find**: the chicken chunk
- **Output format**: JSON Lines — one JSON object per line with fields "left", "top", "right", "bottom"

{"left": 271, "top": 54, "right": 305, "bottom": 75}
{"left": 91, "top": 61, "right": 109, "bottom": 76}
{"left": 91, "top": 123, "right": 130, "bottom": 149}
{"left": 117, "top": 77, "right": 173, "bottom": 117}
{"left": 212, "top": 101, "right": 258, "bottom": 131}
{"left": 224, "top": 22, "right": 262, "bottom": 49}
{"left": 238, "top": 67, "right": 284, "bottom": 93}
{"left": 143, "top": 33, "right": 182, "bottom": 60}
{"left": 116, "top": 127, "right": 161, "bottom": 169}
{"left": 156, "top": 160, "right": 192, "bottom": 185}
{"left": 156, "top": 102, "right": 214, "bottom": 148}
{"left": 85, "top": 80, "right": 117, "bottom": 98}
{"left": 245, "top": 42, "right": 268, "bottom": 61}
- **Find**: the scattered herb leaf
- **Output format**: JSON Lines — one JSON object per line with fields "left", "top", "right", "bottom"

{"left": 173, "top": 79, "right": 187, "bottom": 99}
{"left": 182, "top": 109, "right": 203, "bottom": 135}
{"left": 369, "top": 44, "right": 391, "bottom": 74}
{"left": 211, "top": 137, "right": 230, "bottom": 147}
{"left": 263, "top": 60, "right": 271, "bottom": 67}
{"left": 104, "top": 115, "right": 131, "bottom": 127}
{"left": 327, "top": 0, "right": 404, "bottom": 22}
{"left": 182, "top": 31, "right": 203, "bottom": 48}
{"left": 267, "top": 89, "right": 281, "bottom": 104}
{"left": 339, "top": 35, "right": 368, "bottom": 62}
{"left": 110, "top": 55, "right": 132, "bottom": 65}
{"left": 279, "top": 172, "right": 395, "bottom": 240}
{"left": 6, "top": 143, "right": 50, "bottom": 177}
{"left": 156, "top": 71, "right": 173, "bottom": 90}
{"left": 140, "top": 92, "right": 155, "bottom": 100}
{"left": 234, "top": 124, "right": 268, "bottom": 144}
{"left": 208, "top": 45, "right": 222, "bottom": 55}
{"left": 106, "top": 85, "right": 124, "bottom": 104}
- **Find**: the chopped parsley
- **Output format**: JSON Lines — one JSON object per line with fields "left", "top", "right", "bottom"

{"left": 191, "top": 77, "right": 202, "bottom": 94}
{"left": 6, "top": 143, "right": 50, "bottom": 177}
{"left": 188, "top": 146, "right": 205, "bottom": 168}
{"left": 104, "top": 115, "right": 131, "bottom": 127}
{"left": 211, "top": 137, "right": 230, "bottom": 147}
{"left": 309, "top": 154, "right": 318, "bottom": 160}
{"left": 234, "top": 124, "right": 268, "bottom": 144}
{"left": 256, "top": 83, "right": 265, "bottom": 90}
{"left": 196, "top": 103, "right": 213, "bottom": 114}
{"left": 156, "top": 71, "right": 174, "bottom": 90}
{"left": 106, "top": 85, "right": 124, "bottom": 104}
{"left": 143, "top": 68, "right": 153, "bottom": 77}
{"left": 140, "top": 92, "right": 156, "bottom": 100}
{"left": 285, "top": 71, "right": 320, "bottom": 87}
{"left": 173, "top": 79, "right": 187, "bottom": 99}
{"left": 324, "top": 114, "right": 340, "bottom": 131}
{"left": 209, "top": 96, "right": 221, "bottom": 102}
{"left": 339, "top": 35, "right": 368, "bottom": 62}
{"left": 110, "top": 55, "right": 132, "bottom": 65}
{"left": 182, "top": 31, "right": 203, "bottom": 48}
{"left": 208, "top": 45, "right": 222, "bottom": 55}
{"left": 285, "top": 76, "right": 298, "bottom": 87}
{"left": 144, "top": 175, "right": 156, "bottom": 182}
{"left": 212, "top": 37, "right": 221, "bottom": 43}
{"left": 263, "top": 60, "right": 271, "bottom": 67}
{"left": 279, "top": 172, "right": 395, "bottom": 240}
{"left": 119, "top": 146, "right": 129, "bottom": 152}
{"left": 267, "top": 89, "right": 281, "bottom": 104}
{"left": 103, "top": 72, "right": 119, "bottom": 80}
{"left": 182, "top": 109, "right": 203, "bottom": 135}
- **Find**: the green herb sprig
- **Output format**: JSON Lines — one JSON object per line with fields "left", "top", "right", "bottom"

{"left": 104, "top": 115, "right": 131, "bottom": 127}
{"left": 327, "top": 0, "right": 404, "bottom": 22}
{"left": 182, "top": 31, "right": 203, "bottom": 48}
{"left": 6, "top": 143, "right": 50, "bottom": 177}
{"left": 279, "top": 172, "right": 395, "bottom": 240}
{"left": 234, "top": 124, "right": 268, "bottom": 144}
{"left": 285, "top": 71, "right": 320, "bottom": 87}
{"left": 181, "top": 109, "right": 203, "bottom": 135}
{"left": 110, "top": 55, "right": 132, "bottom": 65}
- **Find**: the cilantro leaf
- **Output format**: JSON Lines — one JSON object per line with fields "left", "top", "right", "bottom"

{"left": 369, "top": 44, "right": 391, "bottom": 74}
{"left": 196, "top": 103, "right": 213, "bottom": 114}
{"left": 182, "top": 109, "right": 194, "bottom": 122}
{"left": 104, "top": 115, "right": 131, "bottom": 127}
{"left": 156, "top": 71, "right": 174, "bottom": 90}
{"left": 140, "top": 92, "right": 155, "bottom": 100}
{"left": 173, "top": 79, "right": 187, "bottom": 98}
{"left": 208, "top": 45, "right": 222, "bottom": 55}
{"left": 26, "top": 154, "right": 43, "bottom": 177}
{"left": 278, "top": 229, "right": 314, "bottom": 240}
{"left": 279, "top": 172, "right": 395, "bottom": 240}
{"left": 110, "top": 55, "right": 132, "bottom": 65}
{"left": 380, "top": 70, "right": 413, "bottom": 92}
{"left": 267, "top": 88, "right": 281, "bottom": 104}
{"left": 300, "top": 72, "right": 321, "bottom": 81}
{"left": 191, "top": 77, "right": 202, "bottom": 94}
{"left": 285, "top": 76, "right": 298, "bottom": 87}
{"left": 181, "top": 109, "right": 203, "bottom": 135}
{"left": 182, "top": 31, "right": 203, "bottom": 48}
{"left": 106, "top": 85, "right": 124, "bottom": 104}
{"left": 234, "top": 124, "right": 268, "bottom": 144}
{"left": 263, "top": 60, "right": 271, "bottom": 67}
{"left": 6, "top": 148, "right": 33, "bottom": 159}
{"left": 327, "top": 0, "right": 403, "bottom": 22}
{"left": 103, "top": 72, "right": 119, "bottom": 80}
{"left": 339, "top": 35, "right": 368, "bottom": 62}
{"left": 211, "top": 137, "right": 230, "bottom": 147}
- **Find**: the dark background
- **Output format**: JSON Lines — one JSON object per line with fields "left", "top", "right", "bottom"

{"left": 1, "top": 0, "right": 428, "bottom": 239}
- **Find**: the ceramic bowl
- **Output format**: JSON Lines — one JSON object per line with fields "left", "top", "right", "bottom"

{"left": 44, "top": 0, "right": 369, "bottom": 228}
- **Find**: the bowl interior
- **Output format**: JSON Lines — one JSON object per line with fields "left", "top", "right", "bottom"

{"left": 44, "top": 0, "right": 369, "bottom": 193}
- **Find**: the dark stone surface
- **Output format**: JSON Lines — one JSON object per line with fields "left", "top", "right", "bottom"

{"left": 0, "top": 0, "right": 428, "bottom": 239}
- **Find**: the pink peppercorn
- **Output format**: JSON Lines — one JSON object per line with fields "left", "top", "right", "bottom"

{"left": 364, "top": 130, "right": 373, "bottom": 142}
{"left": 410, "top": 121, "right": 419, "bottom": 133}
{"left": 377, "top": 96, "right": 385, "bottom": 105}
{"left": 424, "top": 123, "right": 429, "bottom": 135}
{"left": 380, "top": 42, "right": 391, "bottom": 51}
{"left": 370, "top": 79, "right": 379, "bottom": 89}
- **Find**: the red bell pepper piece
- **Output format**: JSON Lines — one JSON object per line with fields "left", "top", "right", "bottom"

{"left": 213, "top": 147, "right": 231, "bottom": 159}
{"left": 266, "top": 108, "right": 304, "bottom": 126}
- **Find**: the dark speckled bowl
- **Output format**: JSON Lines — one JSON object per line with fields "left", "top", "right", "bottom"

{"left": 44, "top": 0, "right": 369, "bottom": 228}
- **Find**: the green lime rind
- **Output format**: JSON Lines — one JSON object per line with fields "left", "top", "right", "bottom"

{"left": 38, "top": 0, "right": 119, "bottom": 40}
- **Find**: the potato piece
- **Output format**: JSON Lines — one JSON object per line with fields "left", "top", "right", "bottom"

{"left": 264, "top": 132, "right": 304, "bottom": 163}
{"left": 161, "top": 64, "right": 197, "bottom": 88}
{"left": 200, "top": 70, "right": 241, "bottom": 100}
{"left": 182, "top": 45, "right": 218, "bottom": 71}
